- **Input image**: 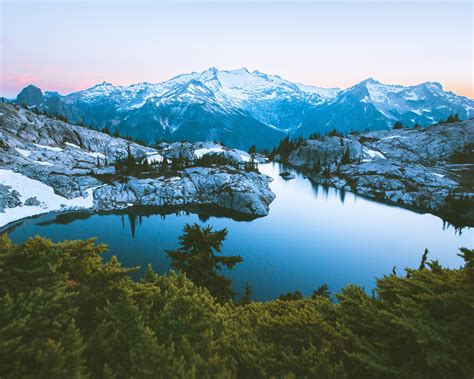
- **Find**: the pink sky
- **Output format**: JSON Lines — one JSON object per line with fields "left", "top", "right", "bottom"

{"left": 1, "top": 1, "right": 472, "bottom": 98}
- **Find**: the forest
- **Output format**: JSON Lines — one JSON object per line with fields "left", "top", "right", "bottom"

{"left": 0, "top": 226, "right": 472, "bottom": 378}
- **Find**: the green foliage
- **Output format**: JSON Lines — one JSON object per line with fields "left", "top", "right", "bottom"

{"left": 166, "top": 223, "right": 243, "bottom": 303}
{"left": 419, "top": 248, "right": 429, "bottom": 270}
{"left": 270, "top": 135, "right": 304, "bottom": 162}
{"left": 312, "top": 284, "right": 331, "bottom": 300}
{"left": 1, "top": 233, "right": 473, "bottom": 378}
{"left": 239, "top": 282, "right": 253, "bottom": 305}
{"left": 327, "top": 128, "right": 344, "bottom": 137}
{"left": 278, "top": 290, "right": 303, "bottom": 301}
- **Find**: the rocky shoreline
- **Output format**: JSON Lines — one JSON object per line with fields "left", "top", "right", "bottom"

{"left": 0, "top": 104, "right": 275, "bottom": 229}
{"left": 277, "top": 119, "right": 474, "bottom": 226}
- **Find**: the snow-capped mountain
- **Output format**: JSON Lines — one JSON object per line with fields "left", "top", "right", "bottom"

{"left": 298, "top": 78, "right": 474, "bottom": 135}
{"left": 15, "top": 68, "right": 474, "bottom": 149}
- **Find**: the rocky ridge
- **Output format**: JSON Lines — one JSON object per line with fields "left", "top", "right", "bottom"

{"left": 281, "top": 120, "right": 474, "bottom": 225}
{"left": 0, "top": 103, "right": 275, "bottom": 228}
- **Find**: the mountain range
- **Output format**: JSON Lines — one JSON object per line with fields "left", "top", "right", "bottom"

{"left": 15, "top": 68, "right": 474, "bottom": 149}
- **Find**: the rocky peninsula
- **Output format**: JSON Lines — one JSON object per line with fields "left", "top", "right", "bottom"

{"left": 0, "top": 103, "right": 275, "bottom": 229}
{"left": 276, "top": 120, "right": 474, "bottom": 226}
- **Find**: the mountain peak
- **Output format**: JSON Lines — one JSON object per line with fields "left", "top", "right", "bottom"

{"left": 234, "top": 67, "right": 250, "bottom": 74}
{"left": 360, "top": 78, "right": 380, "bottom": 85}
{"left": 199, "top": 67, "right": 219, "bottom": 81}
{"left": 423, "top": 81, "right": 443, "bottom": 91}
{"left": 204, "top": 67, "right": 218, "bottom": 73}
{"left": 16, "top": 84, "right": 43, "bottom": 107}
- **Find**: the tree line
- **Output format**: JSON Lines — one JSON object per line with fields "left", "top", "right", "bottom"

{"left": 113, "top": 144, "right": 259, "bottom": 178}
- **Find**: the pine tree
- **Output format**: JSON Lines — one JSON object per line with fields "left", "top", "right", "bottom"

{"left": 142, "top": 263, "right": 158, "bottom": 283}
{"left": 312, "top": 284, "right": 330, "bottom": 299}
{"left": 278, "top": 290, "right": 303, "bottom": 301}
{"left": 166, "top": 223, "right": 243, "bottom": 303}
{"left": 160, "top": 158, "right": 169, "bottom": 175}
{"left": 393, "top": 121, "right": 403, "bottom": 130}
{"left": 341, "top": 147, "right": 351, "bottom": 164}
{"left": 240, "top": 282, "right": 253, "bottom": 305}
{"left": 419, "top": 248, "right": 429, "bottom": 270}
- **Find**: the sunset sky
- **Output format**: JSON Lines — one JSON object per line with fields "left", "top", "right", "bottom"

{"left": 1, "top": 0, "right": 472, "bottom": 98}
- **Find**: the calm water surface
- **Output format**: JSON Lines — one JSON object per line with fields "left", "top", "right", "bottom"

{"left": 6, "top": 163, "right": 473, "bottom": 300}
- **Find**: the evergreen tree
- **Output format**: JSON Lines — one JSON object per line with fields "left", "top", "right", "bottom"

{"left": 240, "top": 282, "right": 253, "bottom": 305}
{"left": 166, "top": 223, "right": 243, "bottom": 302}
{"left": 419, "top": 248, "right": 429, "bottom": 270}
{"left": 278, "top": 290, "right": 303, "bottom": 301}
{"left": 393, "top": 121, "right": 403, "bottom": 129}
{"left": 160, "top": 158, "right": 169, "bottom": 175}
{"left": 312, "top": 284, "right": 330, "bottom": 299}
{"left": 341, "top": 146, "right": 351, "bottom": 164}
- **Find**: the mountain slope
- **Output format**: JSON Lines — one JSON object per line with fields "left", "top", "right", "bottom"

{"left": 297, "top": 79, "right": 474, "bottom": 136}
{"left": 15, "top": 69, "right": 474, "bottom": 148}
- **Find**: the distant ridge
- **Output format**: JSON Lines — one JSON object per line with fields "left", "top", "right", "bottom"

{"left": 15, "top": 68, "right": 474, "bottom": 149}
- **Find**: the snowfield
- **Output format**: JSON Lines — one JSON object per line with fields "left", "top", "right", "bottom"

{"left": 144, "top": 152, "right": 164, "bottom": 164}
{"left": 193, "top": 147, "right": 225, "bottom": 159}
{"left": 0, "top": 169, "right": 96, "bottom": 228}
{"left": 363, "top": 148, "right": 386, "bottom": 160}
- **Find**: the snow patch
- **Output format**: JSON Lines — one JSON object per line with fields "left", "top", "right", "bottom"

{"left": 15, "top": 148, "right": 31, "bottom": 158}
{"left": 86, "top": 152, "right": 106, "bottom": 159}
{"left": 143, "top": 153, "right": 164, "bottom": 164}
{"left": 382, "top": 135, "right": 407, "bottom": 140}
{"left": 35, "top": 144, "right": 63, "bottom": 152}
{"left": 0, "top": 169, "right": 97, "bottom": 228}
{"left": 65, "top": 142, "right": 81, "bottom": 149}
{"left": 363, "top": 148, "right": 386, "bottom": 160}
{"left": 193, "top": 147, "right": 225, "bottom": 159}
{"left": 33, "top": 161, "right": 54, "bottom": 166}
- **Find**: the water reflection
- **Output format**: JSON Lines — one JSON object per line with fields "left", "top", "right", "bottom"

{"left": 4, "top": 162, "right": 473, "bottom": 301}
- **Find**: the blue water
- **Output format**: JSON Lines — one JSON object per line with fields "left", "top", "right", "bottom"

{"left": 5, "top": 163, "right": 473, "bottom": 301}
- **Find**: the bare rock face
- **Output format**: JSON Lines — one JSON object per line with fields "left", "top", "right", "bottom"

{"left": 93, "top": 168, "right": 274, "bottom": 216}
{"left": 355, "top": 123, "right": 474, "bottom": 165}
{"left": 287, "top": 137, "right": 364, "bottom": 168}
{"left": 15, "top": 85, "right": 44, "bottom": 107}
{"left": 0, "top": 103, "right": 275, "bottom": 228}
{"left": 286, "top": 119, "right": 474, "bottom": 225}
{"left": 0, "top": 184, "right": 22, "bottom": 211}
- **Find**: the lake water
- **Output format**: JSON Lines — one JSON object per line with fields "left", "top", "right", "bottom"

{"left": 5, "top": 163, "right": 473, "bottom": 301}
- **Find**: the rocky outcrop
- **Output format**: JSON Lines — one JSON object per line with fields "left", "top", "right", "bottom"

{"left": 284, "top": 120, "right": 474, "bottom": 225}
{"left": 0, "top": 103, "right": 275, "bottom": 228}
{"left": 93, "top": 168, "right": 273, "bottom": 216}
{"left": 15, "top": 85, "right": 44, "bottom": 107}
